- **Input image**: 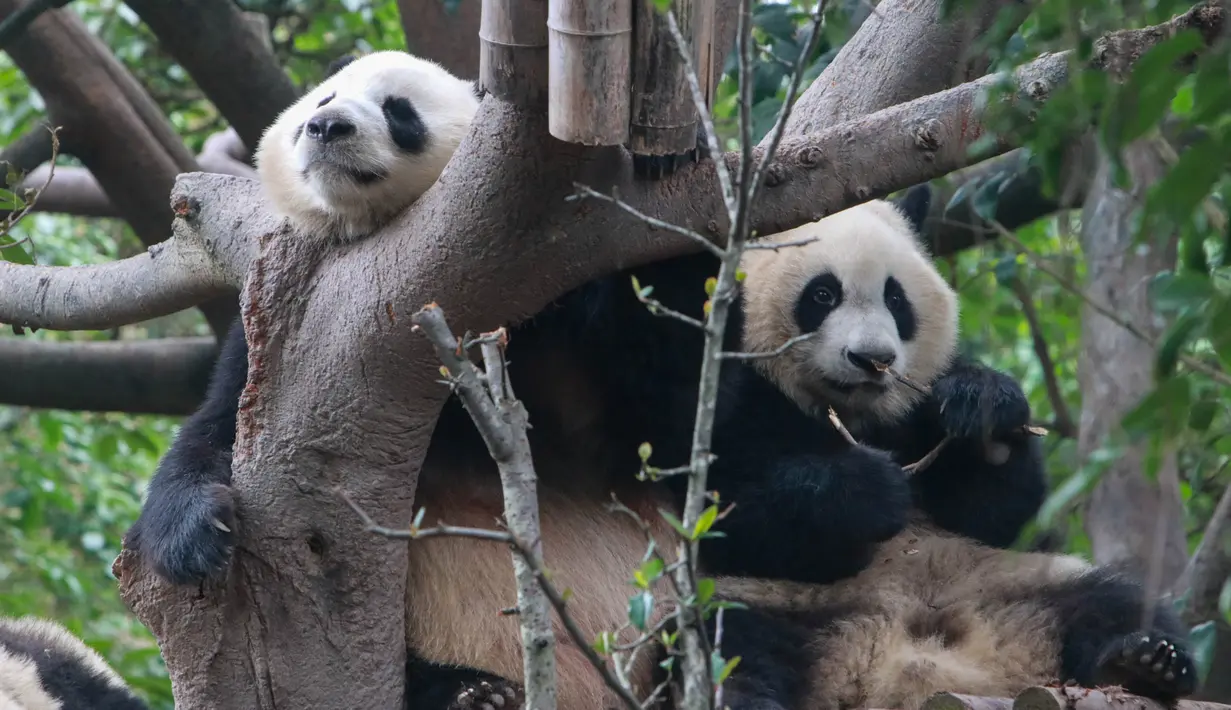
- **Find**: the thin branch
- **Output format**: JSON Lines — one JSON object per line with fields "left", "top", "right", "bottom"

{"left": 1006, "top": 274, "right": 1078, "bottom": 438}
{"left": 1177, "top": 474, "right": 1231, "bottom": 623}
{"left": 743, "top": 235, "right": 820, "bottom": 251}
{"left": 903, "top": 436, "right": 952, "bottom": 476}
{"left": 338, "top": 491, "right": 643, "bottom": 710}
{"left": 569, "top": 183, "right": 723, "bottom": 257}
{"left": 409, "top": 305, "right": 555, "bottom": 710}
{"left": 719, "top": 331, "right": 821, "bottom": 360}
{"left": 826, "top": 406, "right": 859, "bottom": 446}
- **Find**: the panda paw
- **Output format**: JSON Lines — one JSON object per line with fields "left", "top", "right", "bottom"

{"left": 1097, "top": 630, "right": 1199, "bottom": 699}
{"left": 932, "top": 367, "right": 1031, "bottom": 440}
{"left": 448, "top": 679, "right": 523, "bottom": 710}
{"left": 126, "top": 481, "right": 236, "bottom": 585}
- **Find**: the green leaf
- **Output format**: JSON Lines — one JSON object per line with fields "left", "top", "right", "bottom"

{"left": 1189, "top": 621, "right": 1217, "bottom": 684}
{"left": 1189, "top": 397, "right": 1218, "bottom": 432}
{"left": 691, "top": 505, "right": 720, "bottom": 539}
{"left": 627, "top": 591, "right": 654, "bottom": 631}
{"left": 0, "top": 187, "right": 23, "bottom": 211}
{"left": 1150, "top": 271, "right": 1213, "bottom": 313}
{"left": 1219, "top": 576, "right": 1231, "bottom": 623}
{"left": 0, "top": 234, "right": 34, "bottom": 265}
{"left": 658, "top": 509, "right": 690, "bottom": 538}
{"left": 1154, "top": 309, "right": 1205, "bottom": 380}
{"left": 1190, "top": 47, "right": 1231, "bottom": 124}
{"left": 633, "top": 557, "right": 665, "bottom": 589}
{"left": 638, "top": 442, "right": 653, "bottom": 462}
{"left": 696, "top": 577, "right": 716, "bottom": 605}
{"left": 592, "top": 630, "right": 615, "bottom": 655}
{"left": 971, "top": 174, "right": 1007, "bottom": 221}
{"left": 1145, "top": 134, "right": 1229, "bottom": 230}
{"left": 1208, "top": 296, "right": 1231, "bottom": 371}
{"left": 713, "top": 654, "right": 742, "bottom": 684}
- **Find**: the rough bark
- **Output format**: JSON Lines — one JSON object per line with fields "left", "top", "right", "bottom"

{"left": 1014, "top": 686, "right": 1231, "bottom": 710}
{"left": 0, "top": 336, "right": 214, "bottom": 414}
{"left": 782, "top": 0, "right": 1027, "bottom": 136}
{"left": 0, "top": 0, "right": 235, "bottom": 337}
{"left": 121, "top": 0, "right": 297, "bottom": 152}
{"left": 398, "top": 0, "right": 483, "bottom": 77}
{"left": 1078, "top": 139, "right": 1188, "bottom": 584}
{"left": 0, "top": 4, "right": 1206, "bottom": 707}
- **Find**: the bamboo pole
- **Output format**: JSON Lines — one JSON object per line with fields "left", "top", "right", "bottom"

{"left": 479, "top": 0, "right": 548, "bottom": 107}
{"left": 629, "top": 0, "right": 714, "bottom": 157}
{"left": 546, "top": 0, "right": 633, "bottom": 145}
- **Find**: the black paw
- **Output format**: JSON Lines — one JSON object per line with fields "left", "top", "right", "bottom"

{"left": 826, "top": 445, "right": 912, "bottom": 542}
{"left": 1097, "top": 631, "right": 1199, "bottom": 699}
{"left": 126, "top": 481, "right": 236, "bottom": 585}
{"left": 932, "top": 367, "right": 1030, "bottom": 440}
{"left": 448, "top": 680, "right": 523, "bottom": 710}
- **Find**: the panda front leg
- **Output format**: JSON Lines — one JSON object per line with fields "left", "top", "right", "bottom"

{"left": 698, "top": 442, "right": 912, "bottom": 584}
{"left": 898, "top": 356, "right": 1047, "bottom": 548}
{"left": 406, "top": 656, "right": 524, "bottom": 710}
{"left": 124, "top": 317, "right": 246, "bottom": 584}
{"left": 1046, "top": 569, "right": 1198, "bottom": 700}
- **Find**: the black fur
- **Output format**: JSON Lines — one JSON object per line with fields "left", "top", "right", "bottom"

{"left": 631, "top": 123, "right": 711, "bottom": 181}
{"left": 405, "top": 656, "right": 523, "bottom": 710}
{"left": 708, "top": 567, "right": 1197, "bottom": 709}
{"left": 0, "top": 621, "right": 148, "bottom": 710}
{"left": 383, "top": 96, "right": 430, "bottom": 154}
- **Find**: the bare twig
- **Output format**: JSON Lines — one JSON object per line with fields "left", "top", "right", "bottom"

{"left": 1006, "top": 274, "right": 1077, "bottom": 438}
{"left": 409, "top": 304, "right": 556, "bottom": 710}
{"left": 569, "top": 184, "right": 723, "bottom": 257}
{"left": 337, "top": 491, "right": 643, "bottom": 710}
{"left": 903, "top": 436, "right": 952, "bottom": 476}
{"left": 743, "top": 235, "right": 821, "bottom": 251}
{"left": 1, "top": 126, "right": 60, "bottom": 243}
{"left": 720, "top": 331, "right": 821, "bottom": 360}
{"left": 826, "top": 406, "right": 859, "bottom": 446}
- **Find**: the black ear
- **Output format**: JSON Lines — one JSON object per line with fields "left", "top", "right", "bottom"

{"left": 892, "top": 183, "right": 932, "bottom": 235}
{"left": 326, "top": 55, "right": 359, "bottom": 78}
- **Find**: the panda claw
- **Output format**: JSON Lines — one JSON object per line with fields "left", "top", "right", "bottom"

{"left": 1097, "top": 630, "right": 1199, "bottom": 699}
{"left": 449, "top": 679, "right": 524, "bottom": 710}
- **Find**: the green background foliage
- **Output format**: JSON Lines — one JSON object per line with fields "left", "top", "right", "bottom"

{"left": 2, "top": 0, "right": 1230, "bottom": 704}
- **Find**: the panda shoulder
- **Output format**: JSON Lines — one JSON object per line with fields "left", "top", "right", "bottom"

{"left": 0, "top": 616, "right": 145, "bottom": 709}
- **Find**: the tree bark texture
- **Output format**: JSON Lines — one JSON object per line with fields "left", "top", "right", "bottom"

{"left": 1078, "top": 139, "right": 1188, "bottom": 584}
{"left": 398, "top": 0, "right": 483, "bottom": 77}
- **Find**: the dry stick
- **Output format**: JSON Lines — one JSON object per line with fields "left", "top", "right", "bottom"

{"left": 337, "top": 492, "right": 644, "bottom": 710}
{"left": 409, "top": 304, "right": 557, "bottom": 710}
{"left": 990, "top": 219, "right": 1231, "bottom": 389}
{"left": 1, "top": 126, "right": 61, "bottom": 244}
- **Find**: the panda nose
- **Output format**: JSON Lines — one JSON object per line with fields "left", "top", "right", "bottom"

{"left": 846, "top": 349, "right": 896, "bottom": 374}
{"left": 305, "top": 116, "right": 355, "bottom": 143}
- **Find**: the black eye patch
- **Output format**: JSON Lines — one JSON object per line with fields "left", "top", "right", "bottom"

{"left": 794, "top": 273, "right": 843, "bottom": 334}
{"left": 382, "top": 97, "right": 428, "bottom": 154}
{"left": 883, "top": 276, "right": 917, "bottom": 341}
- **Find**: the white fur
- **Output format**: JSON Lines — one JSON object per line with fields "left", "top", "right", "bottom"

{"left": 255, "top": 50, "right": 480, "bottom": 243}
{"left": 738, "top": 200, "right": 959, "bottom": 427}
{"left": 0, "top": 617, "right": 135, "bottom": 710}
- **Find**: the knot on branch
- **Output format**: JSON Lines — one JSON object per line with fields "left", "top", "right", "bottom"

{"left": 912, "top": 119, "right": 942, "bottom": 153}
{"left": 171, "top": 195, "right": 201, "bottom": 222}
{"left": 1025, "top": 79, "right": 1051, "bottom": 102}
{"left": 763, "top": 164, "right": 786, "bottom": 187}
{"left": 796, "top": 145, "right": 823, "bottom": 169}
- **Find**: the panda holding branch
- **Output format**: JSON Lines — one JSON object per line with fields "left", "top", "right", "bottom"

{"left": 0, "top": 615, "right": 148, "bottom": 710}
{"left": 651, "top": 194, "right": 1199, "bottom": 710}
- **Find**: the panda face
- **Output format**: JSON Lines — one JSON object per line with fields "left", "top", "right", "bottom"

{"left": 739, "top": 200, "right": 958, "bottom": 424}
{"left": 255, "top": 51, "right": 481, "bottom": 243}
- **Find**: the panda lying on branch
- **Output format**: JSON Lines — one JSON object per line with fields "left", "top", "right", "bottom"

{"left": 623, "top": 196, "right": 1197, "bottom": 710}
{"left": 0, "top": 616, "right": 148, "bottom": 710}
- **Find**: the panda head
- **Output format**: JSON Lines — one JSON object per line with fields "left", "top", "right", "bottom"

{"left": 255, "top": 51, "right": 481, "bottom": 243}
{"left": 738, "top": 188, "right": 957, "bottom": 425}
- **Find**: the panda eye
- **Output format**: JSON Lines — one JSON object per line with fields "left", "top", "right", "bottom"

{"left": 887, "top": 293, "right": 903, "bottom": 310}
{"left": 813, "top": 287, "right": 836, "bottom": 307}
{"left": 382, "top": 97, "right": 417, "bottom": 122}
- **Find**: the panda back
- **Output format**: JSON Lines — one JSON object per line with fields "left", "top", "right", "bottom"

{"left": 0, "top": 618, "right": 146, "bottom": 710}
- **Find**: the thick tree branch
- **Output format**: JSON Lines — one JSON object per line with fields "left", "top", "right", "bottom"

{"left": 0, "top": 336, "right": 215, "bottom": 414}
{"left": 122, "top": 0, "right": 297, "bottom": 152}
{"left": 0, "top": 0, "right": 236, "bottom": 337}
{"left": 783, "top": 0, "right": 1028, "bottom": 135}
{"left": 0, "top": 0, "right": 66, "bottom": 48}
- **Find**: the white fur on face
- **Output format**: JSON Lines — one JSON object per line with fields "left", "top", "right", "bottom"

{"left": 738, "top": 200, "right": 959, "bottom": 426}
{"left": 255, "top": 50, "right": 480, "bottom": 243}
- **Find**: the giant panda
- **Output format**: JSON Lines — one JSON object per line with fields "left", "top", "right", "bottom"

{"left": 0, "top": 615, "right": 148, "bottom": 710}
{"left": 550, "top": 186, "right": 1048, "bottom": 587}
{"left": 645, "top": 202, "right": 1199, "bottom": 709}
{"left": 124, "top": 49, "right": 685, "bottom": 710}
